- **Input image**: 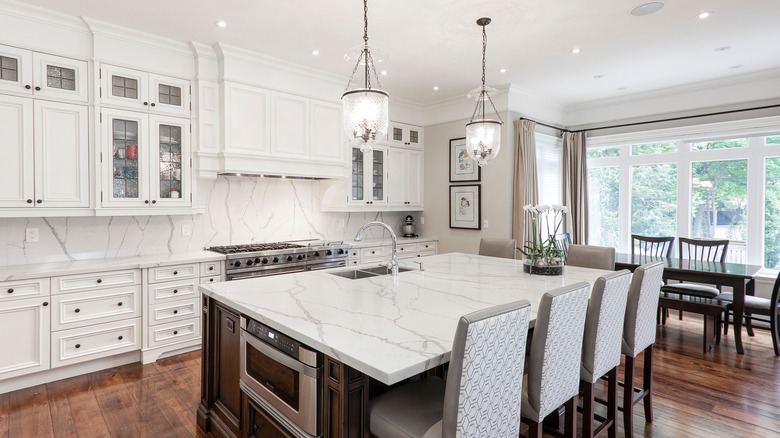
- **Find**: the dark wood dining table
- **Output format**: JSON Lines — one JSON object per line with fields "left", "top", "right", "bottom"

{"left": 614, "top": 253, "right": 763, "bottom": 354}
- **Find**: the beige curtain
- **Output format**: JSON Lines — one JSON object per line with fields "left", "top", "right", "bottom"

{"left": 512, "top": 119, "right": 539, "bottom": 248}
{"left": 562, "top": 131, "right": 589, "bottom": 244}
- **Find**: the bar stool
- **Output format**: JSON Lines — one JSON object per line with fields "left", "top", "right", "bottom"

{"left": 580, "top": 270, "right": 632, "bottom": 438}
{"left": 566, "top": 244, "right": 616, "bottom": 271}
{"left": 521, "top": 282, "right": 591, "bottom": 438}
{"left": 478, "top": 238, "right": 517, "bottom": 259}
{"left": 369, "top": 300, "right": 531, "bottom": 437}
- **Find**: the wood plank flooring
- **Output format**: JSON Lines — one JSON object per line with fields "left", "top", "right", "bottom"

{"left": 1, "top": 316, "right": 778, "bottom": 437}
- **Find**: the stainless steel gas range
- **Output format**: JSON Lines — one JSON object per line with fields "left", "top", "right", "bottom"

{"left": 207, "top": 241, "right": 349, "bottom": 281}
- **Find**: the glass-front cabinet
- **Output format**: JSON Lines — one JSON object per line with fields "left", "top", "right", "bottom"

{"left": 0, "top": 44, "right": 87, "bottom": 102}
{"left": 350, "top": 146, "right": 387, "bottom": 206}
{"left": 100, "top": 64, "right": 190, "bottom": 117}
{"left": 102, "top": 108, "right": 190, "bottom": 208}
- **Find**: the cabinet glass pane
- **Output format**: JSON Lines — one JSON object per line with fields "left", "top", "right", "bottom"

{"left": 158, "top": 124, "right": 183, "bottom": 199}
{"left": 393, "top": 127, "right": 403, "bottom": 141}
{"left": 0, "top": 56, "right": 18, "bottom": 82}
{"left": 351, "top": 148, "right": 364, "bottom": 200}
{"left": 112, "top": 119, "right": 140, "bottom": 199}
{"left": 158, "top": 84, "right": 182, "bottom": 106}
{"left": 46, "top": 65, "right": 76, "bottom": 91}
{"left": 409, "top": 130, "right": 419, "bottom": 143}
{"left": 111, "top": 75, "right": 138, "bottom": 99}
{"left": 372, "top": 150, "right": 383, "bottom": 201}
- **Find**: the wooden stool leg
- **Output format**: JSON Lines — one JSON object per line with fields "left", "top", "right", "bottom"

{"left": 746, "top": 314, "right": 755, "bottom": 337}
{"left": 583, "top": 381, "right": 594, "bottom": 438}
{"left": 529, "top": 420, "right": 543, "bottom": 438}
{"left": 643, "top": 347, "right": 654, "bottom": 422}
{"left": 724, "top": 310, "right": 730, "bottom": 335}
{"left": 623, "top": 355, "right": 636, "bottom": 438}
{"left": 703, "top": 314, "right": 715, "bottom": 352}
{"left": 607, "top": 367, "right": 618, "bottom": 438}
{"left": 564, "top": 396, "right": 576, "bottom": 438}
{"left": 771, "top": 310, "right": 780, "bottom": 356}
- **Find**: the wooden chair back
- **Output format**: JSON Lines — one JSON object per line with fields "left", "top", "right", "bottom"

{"left": 678, "top": 237, "right": 729, "bottom": 263}
{"left": 551, "top": 233, "right": 572, "bottom": 261}
{"left": 631, "top": 235, "right": 674, "bottom": 258}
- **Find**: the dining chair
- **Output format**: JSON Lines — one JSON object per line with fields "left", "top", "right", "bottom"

{"left": 631, "top": 234, "right": 674, "bottom": 258}
{"left": 369, "top": 300, "right": 531, "bottom": 438}
{"left": 621, "top": 261, "right": 664, "bottom": 438}
{"left": 478, "top": 237, "right": 517, "bottom": 259}
{"left": 580, "top": 270, "right": 632, "bottom": 438}
{"left": 719, "top": 270, "right": 780, "bottom": 356}
{"left": 521, "top": 282, "right": 591, "bottom": 438}
{"left": 566, "top": 244, "right": 616, "bottom": 271}
{"left": 552, "top": 233, "right": 572, "bottom": 262}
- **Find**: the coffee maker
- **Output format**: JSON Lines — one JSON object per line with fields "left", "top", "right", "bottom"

{"left": 402, "top": 215, "right": 417, "bottom": 237}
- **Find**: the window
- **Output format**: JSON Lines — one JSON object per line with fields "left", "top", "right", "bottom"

{"left": 586, "top": 118, "right": 780, "bottom": 268}
{"left": 536, "top": 133, "right": 563, "bottom": 237}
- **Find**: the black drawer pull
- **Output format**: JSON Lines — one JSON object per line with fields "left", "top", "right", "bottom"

{"left": 118, "top": 336, "right": 123, "bottom": 340}
{"left": 43, "top": 301, "right": 49, "bottom": 307}
{"left": 75, "top": 308, "right": 80, "bottom": 313}
{"left": 25, "top": 85, "right": 31, "bottom": 90}
{"left": 173, "top": 330, "right": 178, "bottom": 335}
{"left": 7, "top": 288, "right": 12, "bottom": 294}
{"left": 34, "top": 86, "right": 41, "bottom": 91}
{"left": 208, "top": 266, "right": 214, "bottom": 271}
{"left": 173, "top": 310, "right": 178, "bottom": 314}
{"left": 117, "top": 302, "right": 123, "bottom": 306}
{"left": 173, "top": 271, "right": 178, "bottom": 275}
{"left": 97, "top": 279, "right": 103, "bottom": 284}
{"left": 75, "top": 344, "right": 81, "bottom": 349}
{"left": 209, "top": 278, "right": 214, "bottom": 282}
{"left": 173, "top": 289, "right": 178, "bottom": 294}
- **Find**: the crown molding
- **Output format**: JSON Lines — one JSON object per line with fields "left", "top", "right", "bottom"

{"left": 0, "top": 0, "right": 88, "bottom": 33}
{"left": 189, "top": 41, "right": 218, "bottom": 60}
{"left": 81, "top": 16, "right": 192, "bottom": 57}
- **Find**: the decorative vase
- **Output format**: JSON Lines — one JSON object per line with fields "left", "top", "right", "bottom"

{"left": 523, "top": 255, "right": 564, "bottom": 276}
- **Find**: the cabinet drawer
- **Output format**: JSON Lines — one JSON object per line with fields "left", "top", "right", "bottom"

{"left": 416, "top": 250, "right": 436, "bottom": 258}
{"left": 360, "top": 246, "right": 387, "bottom": 259}
{"left": 200, "top": 276, "right": 220, "bottom": 285}
{"left": 349, "top": 259, "right": 360, "bottom": 266}
{"left": 348, "top": 249, "right": 360, "bottom": 259}
{"left": 51, "top": 317, "right": 141, "bottom": 368}
{"left": 52, "top": 269, "right": 140, "bottom": 295}
{"left": 148, "top": 263, "right": 199, "bottom": 284}
{"left": 147, "top": 317, "right": 200, "bottom": 348}
{"left": 51, "top": 286, "right": 141, "bottom": 332}
{"left": 200, "top": 261, "right": 222, "bottom": 276}
{"left": 148, "top": 279, "right": 199, "bottom": 304}
{"left": 0, "top": 278, "right": 49, "bottom": 301}
{"left": 148, "top": 297, "right": 199, "bottom": 326}
{"left": 418, "top": 241, "right": 437, "bottom": 252}
{"left": 397, "top": 243, "right": 418, "bottom": 256}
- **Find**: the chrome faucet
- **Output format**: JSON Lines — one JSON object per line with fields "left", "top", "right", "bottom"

{"left": 354, "top": 221, "right": 399, "bottom": 276}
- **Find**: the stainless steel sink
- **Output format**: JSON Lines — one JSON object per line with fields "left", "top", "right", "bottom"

{"left": 329, "top": 266, "right": 413, "bottom": 280}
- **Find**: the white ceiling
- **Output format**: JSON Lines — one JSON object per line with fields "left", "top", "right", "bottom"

{"left": 19, "top": 0, "right": 780, "bottom": 108}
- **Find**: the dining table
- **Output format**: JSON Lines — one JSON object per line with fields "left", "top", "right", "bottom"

{"left": 614, "top": 253, "right": 764, "bottom": 354}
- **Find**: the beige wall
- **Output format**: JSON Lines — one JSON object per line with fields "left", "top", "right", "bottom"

{"left": 418, "top": 113, "right": 515, "bottom": 255}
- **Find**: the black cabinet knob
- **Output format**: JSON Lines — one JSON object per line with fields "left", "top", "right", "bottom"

{"left": 150, "top": 103, "right": 156, "bottom": 107}
{"left": 75, "top": 344, "right": 81, "bottom": 349}
{"left": 173, "top": 310, "right": 178, "bottom": 314}
{"left": 143, "top": 101, "right": 149, "bottom": 106}
{"left": 118, "top": 336, "right": 123, "bottom": 340}
{"left": 151, "top": 200, "right": 157, "bottom": 204}
{"left": 173, "top": 331, "right": 178, "bottom": 335}
{"left": 209, "top": 266, "right": 214, "bottom": 271}
{"left": 173, "top": 289, "right": 178, "bottom": 294}
{"left": 209, "top": 278, "right": 214, "bottom": 282}
{"left": 145, "top": 200, "right": 150, "bottom": 204}
{"left": 43, "top": 301, "right": 49, "bottom": 306}
{"left": 173, "top": 271, "right": 178, "bottom": 275}
{"left": 26, "top": 199, "right": 32, "bottom": 204}
{"left": 25, "top": 85, "right": 31, "bottom": 90}
{"left": 117, "top": 302, "right": 123, "bottom": 306}
{"left": 97, "top": 279, "right": 102, "bottom": 283}
{"left": 75, "top": 308, "right": 80, "bottom": 313}
{"left": 7, "top": 288, "right": 12, "bottom": 294}
{"left": 36, "top": 199, "right": 42, "bottom": 204}
{"left": 34, "top": 86, "right": 41, "bottom": 91}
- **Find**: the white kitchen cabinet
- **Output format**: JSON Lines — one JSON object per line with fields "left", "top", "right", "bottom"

{"left": 0, "top": 95, "right": 89, "bottom": 209}
{"left": 0, "top": 45, "right": 88, "bottom": 103}
{"left": 100, "top": 64, "right": 190, "bottom": 117}
{"left": 310, "top": 99, "right": 344, "bottom": 163}
{"left": 223, "top": 81, "right": 271, "bottom": 155}
{"left": 347, "top": 239, "right": 438, "bottom": 265}
{"left": 101, "top": 108, "right": 191, "bottom": 208}
{"left": 0, "top": 296, "right": 50, "bottom": 380}
{"left": 387, "top": 148, "right": 423, "bottom": 208}
{"left": 349, "top": 146, "right": 387, "bottom": 206}
{"left": 51, "top": 317, "right": 141, "bottom": 368}
{"left": 387, "top": 122, "right": 423, "bottom": 148}
{"left": 270, "top": 91, "right": 309, "bottom": 158}
{"left": 51, "top": 285, "right": 142, "bottom": 332}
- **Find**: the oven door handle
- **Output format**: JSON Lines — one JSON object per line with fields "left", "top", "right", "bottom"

{"left": 242, "top": 330, "right": 320, "bottom": 378}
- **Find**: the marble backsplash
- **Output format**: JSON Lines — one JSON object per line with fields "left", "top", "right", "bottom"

{"left": 0, "top": 176, "right": 409, "bottom": 267}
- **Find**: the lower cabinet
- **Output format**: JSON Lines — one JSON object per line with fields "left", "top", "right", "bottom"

{"left": 348, "top": 239, "right": 438, "bottom": 266}
{"left": 0, "top": 295, "right": 50, "bottom": 379}
{"left": 243, "top": 394, "right": 295, "bottom": 438}
{"left": 51, "top": 317, "right": 141, "bottom": 368}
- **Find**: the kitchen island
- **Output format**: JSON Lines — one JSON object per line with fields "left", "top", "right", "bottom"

{"left": 197, "top": 253, "right": 612, "bottom": 438}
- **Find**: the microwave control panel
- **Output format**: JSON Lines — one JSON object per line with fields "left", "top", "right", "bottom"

{"left": 246, "top": 318, "right": 301, "bottom": 360}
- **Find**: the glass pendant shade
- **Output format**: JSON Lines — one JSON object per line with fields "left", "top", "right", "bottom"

{"left": 342, "top": 88, "right": 389, "bottom": 153}
{"left": 466, "top": 118, "right": 502, "bottom": 167}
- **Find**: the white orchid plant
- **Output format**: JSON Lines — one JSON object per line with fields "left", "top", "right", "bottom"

{"left": 518, "top": 204, "right": 569, "bottom": 263}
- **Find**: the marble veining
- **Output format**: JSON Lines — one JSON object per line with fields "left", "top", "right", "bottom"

{"left": 200, "top": 253, "right": 613, "bottom": 385}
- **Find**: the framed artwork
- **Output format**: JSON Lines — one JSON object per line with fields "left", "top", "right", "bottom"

{"left": 449, "top": 137, "right": 480, "bottom": 182}
{"left": 449, "top": 185, "right": 481, "bottom": 230}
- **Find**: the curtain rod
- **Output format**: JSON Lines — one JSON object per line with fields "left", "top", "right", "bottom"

{"left": 519, "top": 103, "right": 780, "bottom": 134}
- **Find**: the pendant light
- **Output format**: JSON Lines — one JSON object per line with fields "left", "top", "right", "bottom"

{"left": 341, "top": 0, "right": 389, "bottom": 154}
{"left": 466, "top": 17, "right": 503, "bottom": 167}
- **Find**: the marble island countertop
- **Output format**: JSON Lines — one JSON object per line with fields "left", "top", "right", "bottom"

{"left": 0, "top": 250, "right": 226, "bottom": 282}
{"left": 199, "top": 252, "right": 610, "bottom": 385}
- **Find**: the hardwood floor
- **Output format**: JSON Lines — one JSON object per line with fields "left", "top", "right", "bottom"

{"left": 1, "top": 317, "right": 778, "bottom": 438}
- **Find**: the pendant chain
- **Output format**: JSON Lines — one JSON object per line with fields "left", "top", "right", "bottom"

{"left": 344, "top": 0, "right": 382, "bottom": 91}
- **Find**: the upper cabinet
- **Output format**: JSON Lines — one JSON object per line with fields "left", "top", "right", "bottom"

{"left": 0, "top": 44, "right": 88, "bottom": 103}
{"left": 349, "top": 146, "right": 387, "bottom": 206}
{"left": 387, "top": 148, "right": 423, "bottom": 208}
{"left": 216, "top": 81, "right": 345, "bottom": 179}
{"left": 100, "top": 64, "right": 190, "bottom": 117}
{"left": 387, "top": 122, "right": 423, "bottom": 149}
{"left": 100, "top": 108, "right": 191, "bottom": 209}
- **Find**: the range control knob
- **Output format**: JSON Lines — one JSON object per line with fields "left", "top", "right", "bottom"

{"left": 326, "top": 250, "right": 332, "bottom": 256}
{"left": 297, "top": 254, "right": 304, "bottom": 261}
{"left": 273, "top": 257, "right": 279, "bottom": 263}
{"left": 246, "top": 259, "right": 253, "bottom": 266}
{"left": 233, "top": 260, "right": 242, "bottom": 267}
{"left": 261, "top": 258, "right": 269, "bottom": 264}
{"left": 338, "top": 249, "right": 345, "bottom": 255}
{"left": 314, "top": 251, "right": 320, "bottom": 257}
{"left": 255, "top": 257, "right": 262, "bottom": 264}
{"left": 287, "top": 255, "right": 294, "bottom": 262}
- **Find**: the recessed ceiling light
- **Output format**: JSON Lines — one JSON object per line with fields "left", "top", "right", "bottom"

{"left": 214, "top": 20, "right": 227, "bottom": 28}
{"left": 311, "top": 49, "right": 320, "bottom": 56}
{"left": 499, "top": 68, "right": 507, "bottom": 73}
{"left": 433, "top": 86, "right": 439, "bottom": 91}
{"left": 571, "top": 48, "right": 581, "bottom": 54}
{"left": 714, "top": 46, "right": 731, "bottom": 52}
{"left": 593, "top": 74, "right": 605, "bottom": 79}
{"left": 729, "top": 65, "right": 743, "bottom": 69}
{"left": 380, "top": 70, "right": 387, "bottom": 76}
{"left": 630, "top": 2, "right": 665, "bottom": 17}
{"left": 697, "top": 11, "right": 712, "bottom": 19}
